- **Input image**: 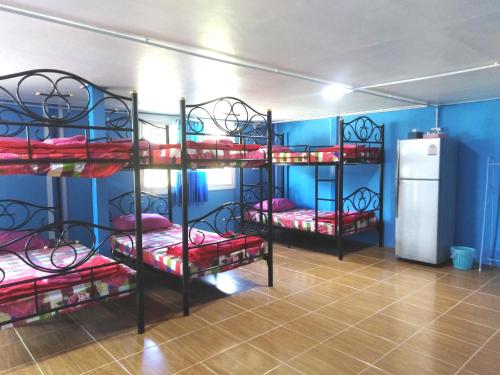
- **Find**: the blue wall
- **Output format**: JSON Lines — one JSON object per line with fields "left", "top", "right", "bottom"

{"left": 279, "top": 99, "right": 500, "bottom": 260}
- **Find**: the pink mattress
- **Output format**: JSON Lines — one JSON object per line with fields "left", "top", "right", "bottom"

{"left": 111, "top": 224, "right": 266, "bottom": 277}
{"left": 0, "top": 244, "right": 135, "bottom": 328}
{"left": 0, "top": 136, "right": 267, "bottom": 176}
{"left": 272, "top": 144, "right": 381, "bottom": 164}
{"left": 247, "top": 208, "right": 377, "bottom": 236}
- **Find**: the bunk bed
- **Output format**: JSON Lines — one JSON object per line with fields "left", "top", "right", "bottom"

{"left": 244, "top": 116, "right": 384, "bottom": 260}
{"left": 0, "top": 69, "right": 143, "bottom": 332}
{"left": 109, "top": 97, "right": 274, "bottom": 316}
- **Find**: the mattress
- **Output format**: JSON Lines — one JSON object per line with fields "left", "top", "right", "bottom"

{"left": 247, "top": 208, "right": 377, "bottom": 236}
{"left": 0, "top": 244, "right": 135, "bottom": 328}
{"left": 272, "top": 145, "right": 381, "bottom": 164}
{"left": 111, "top": 224, "right": 266, "bottom": 277}
{"left": 0, "top": 137, "right": 268, "bottom": 177}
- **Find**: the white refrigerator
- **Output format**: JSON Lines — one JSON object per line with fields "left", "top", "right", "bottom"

{"left": 395, "top": 138, "right": 457, "bottom": 264}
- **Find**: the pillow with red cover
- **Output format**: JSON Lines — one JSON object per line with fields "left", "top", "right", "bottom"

{"left": 0, "top": 230, "right": 49, "bottom": 252}
{"left": 272, "top": 145, "right": 292, "bottom": 152}
{"left": 253, "top": 198, "right": 295, "bottom": 212}
{"left": 43, "top": 135, "right": 86, "bottom": 145}
{"left": 112, "top": 213, "right": 173, "bottom": 232}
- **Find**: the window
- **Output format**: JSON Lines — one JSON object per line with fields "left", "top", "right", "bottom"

{"left": 140, "top": 115, "right": 235, "bottom": 193}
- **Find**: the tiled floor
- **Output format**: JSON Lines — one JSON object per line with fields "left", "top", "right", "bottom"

{"left": 2, "top": 241, "right": 500, "bottom": 375}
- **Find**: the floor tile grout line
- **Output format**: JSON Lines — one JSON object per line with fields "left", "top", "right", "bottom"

{"left": 454, "top": 327, "right": 500, "bottom": 374}
{"left": 13, "top": 327, "right": 45, "bottom": 375}
{"left": 79, "top": 360, "right": 123, "bottom": 375}
{"left": 370, "top": 272, "right": 494, "bottom": 373}
{"left": 70, "top": 318, "right": 133, "bottom": 375}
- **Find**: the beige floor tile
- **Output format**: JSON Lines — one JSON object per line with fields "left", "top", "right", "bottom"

{"left": 311, "top": 280, "right": 359, "bottom": 299}
{"left": 464, "top": 348, "right": 500, "bottom": 375}
{"left": 177, "top": 363, "right": 217, "bottom": 375}
{"left": 380, "top": 302, "right": 441, "bottom": 326}
{"left": 98, "top": 327, "right": 166, "bottom": 359}
{"left": 418, "top": 282, "right": 473, "bottom": 300}
{"left": 448, "top": 303, "right": 500, "bottom": 329}
{"left": 283, "top": 290, "right": 337, "bottom": 311}
{"left": 427, "top": 315, "right": 496, "bottom": 346}
{"left": 376, "top": 346, "right": 458, "bottom": 375}
{"left": 279, "top": 272, "right": 324, "bottom": 289}
{"left": 37, "top": 342, "right": 114, "bottom": 375}
{"left": 342, "top": 254, "right": 380, "bottom": 266}
{"left": 365, "top": 281, "right": 418, "bottom": 299}
{"left": 192, "top": 299, "right": 245, "bottom": 324}
{"left": 203, "top": 343, "right": 281, "bottom": 375}
{"left": 479, "top": 279, "right": 500, "bottom": 296}
{"left": 172, "top": 325, "right": 241, "bottom": 362}
{"left": 335, "top": 274, "right": 378, "bottom": 289}
{"left": 318, "top": 258, "right": 367, "bottom": 272}
{"left": 214, "top": 311, "right": 277, "bottom": 341}
{"left": 359, "top": 366, "right": 392, "bottom": 375}
{"left": 316, "top": 301, "right": 379, "bottom": 325}
{"left": 304, "top": 266, "right": 345, "bottom": 280}
{"left": 343, "top": 291, "right": 395, "bottom": 311}
{"left": 0, "top": 341, "right": 33, "bottom": 373}
{"left": 289, "top": 344, "right": 368, "bottom": 375}
{"left": 87, "top": 362, "right": 129, "bottom": 374}
{"left": 280, "top": 259, "right": 319, "bottom": 272}
{"left": 402, "top": 289, "right": 459, "bottom": 313}
{"left": 23, "top": 325, "right": 93, "bottom": 360}
{"left": 401, "top": 266, "right": 448, "bottom": 280}
{"left": 464, "top": 292, "right": 500, "bottom": 311}
{"left": 0, "top": 328, "right": 19, "bottom": 346}
{"left": 325, "top": 327, "right": 396, "bottom": 364}
{"left": 403, "top": 329, "right": 478, "bottom": 367}
{"left": 153, "top": 313, "right": 207, "bottom": 341}
{"left": 484, "top": 331, "right": 500, "bottom": 352}
{"left": 225, "top": 289, "right": 276, "bottom": 309}
{"left": 352, "top": 265, "right": 396, "bottom": 281}
{"left": 265, "top": 364, "right": 303, "bottom": 375}
{"left": 252, "top": 300, "right": 308, "bottom": 325}
{"left": 15, "top": 315, "right": 78, "bottom": 339}
{"left": 248, "top": 327, "right": 317, "bottom": 361}
{"left": 384, "top": 273, "right": 430, "bottom": 288}
{"left": 77, "top": 309, "right": 138, "bottom": 339}
{"left": 356, "top": 313, "right": 419, "bottom": 343}
{"left": 438, "top": 274, "right": 486, "bottom": 290}
{"left": 284, "top": 312, "right": 348, "bottom": 341}
{"left": 254, "top": 280, "right": 305, "bottom": 298}
{"left": 121, "top": 339, "right": 201, "bottom": 375}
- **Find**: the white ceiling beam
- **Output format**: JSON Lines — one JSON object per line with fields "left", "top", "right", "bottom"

{"left": 0, "top": 3, "right": 427, "bottom": 107}
{"left": 356, "top": 62, "right": 500, "bottom": 90}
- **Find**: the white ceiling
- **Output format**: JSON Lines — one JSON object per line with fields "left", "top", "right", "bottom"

{"left": 0, "top": 0, "right": 500, "bottom": 120}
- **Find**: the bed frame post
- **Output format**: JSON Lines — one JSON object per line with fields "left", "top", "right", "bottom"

{"left": 314, "top": 164, "right": 319, "bottom": 233}
{"left": 266, "top": 109, "right": 274, "bottom": 287}
{"left": 337, "top": 117, "right": 345, "bottom": 260}
{"left": 165, "top": 125, "right": 173, "bottom": 222}
{"left": 131, "top": 92, "right": 145, "bottom": 334}
{"left": 378, "top": 124, "right": 385, "bottom": 247}
{"left": 180, "top": 98, "right": 190, "bottom": 316}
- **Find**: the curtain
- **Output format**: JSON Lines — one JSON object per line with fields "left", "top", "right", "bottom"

{"left": 174, "top": 119, "right": 208, "bottom": 205}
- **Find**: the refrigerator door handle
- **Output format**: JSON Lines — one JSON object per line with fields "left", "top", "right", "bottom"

{"left": 395, "top": 141, "right": 400, "bottom": 218}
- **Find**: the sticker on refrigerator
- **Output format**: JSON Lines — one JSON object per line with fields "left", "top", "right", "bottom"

{"left": 428, "top": 144, "right": 437, "bottom": 156}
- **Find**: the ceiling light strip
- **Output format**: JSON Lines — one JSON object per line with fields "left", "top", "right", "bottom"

{"left": 0, "top": 3, "right": 427, "bottom": 106}
{"left": 356, "top": 62, "right": 500, "bottom": 90}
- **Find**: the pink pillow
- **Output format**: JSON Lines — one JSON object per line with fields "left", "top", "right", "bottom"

{"left": 253, "top": 198, "right": 295, "bottom": 213}
{"left": 0, "top": 230, "right": 49, "bottom": 252}
{"left": 112, "top": 213, "right": 173, "bottom": 232}
{"left": 203, "top": 139, "right": 234, "bottom": 145}
{"left": 272, "top": 146, "right": 292, "bottom": 152}
{"left": 43, "top": 135, "right": 86, "bottom": 145}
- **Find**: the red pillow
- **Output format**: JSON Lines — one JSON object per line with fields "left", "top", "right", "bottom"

{"left": 43, "top": 135, "right": 86, "bottom": 145}
{"left": 253, "top": 198, "right": 295, "bottom": 212}
{"left": 0, "top": 230, "right": 50, "bottom": 252}
{"left": 112, "top": 213, "right": 173, "bottom": 232}
{"left": 272, "top": 146, "right": 292, "bottom": 152}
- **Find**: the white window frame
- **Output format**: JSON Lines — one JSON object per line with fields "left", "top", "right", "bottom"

{"left": 139, "top": 113, "right": 235, "bottom": 192}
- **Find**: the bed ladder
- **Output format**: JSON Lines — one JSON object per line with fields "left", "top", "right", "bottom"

{"left": 314, "top": 164, "right": 336, "bottom": 233}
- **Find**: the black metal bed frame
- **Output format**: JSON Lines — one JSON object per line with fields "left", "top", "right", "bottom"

{"left": 258, "top": 116, "right": 385, "bottom": 260}
{"left": 0, "top": 69, "right": 145, "bottom": 333}
{"left": 110, "top": 97, "right": 274, "bottom": 316}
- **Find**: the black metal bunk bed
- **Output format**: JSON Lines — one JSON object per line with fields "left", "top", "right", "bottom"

{"left": 245, "top": 115, "right": 384, "bottom": 260}
{"left": 0, "top": 69, "right": 145, "bottom": 333}
{"left": 108, "top": 97, "right": 274, "bottom": 316}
